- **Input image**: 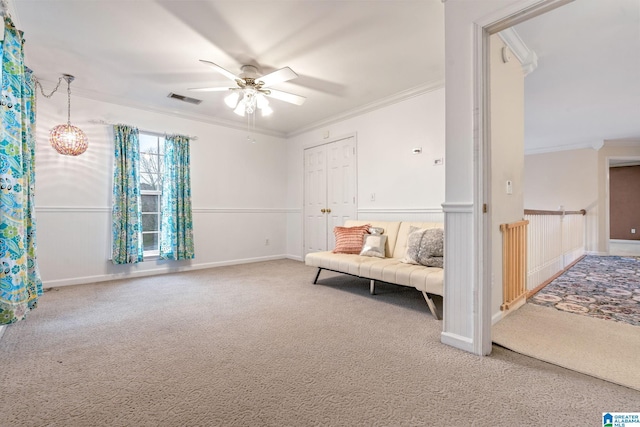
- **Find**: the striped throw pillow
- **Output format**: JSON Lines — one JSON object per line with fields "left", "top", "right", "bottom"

{"left": 332, "top": 224, "right": 370, "bottom": 254}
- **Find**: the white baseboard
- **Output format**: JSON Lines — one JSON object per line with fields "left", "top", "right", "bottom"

{"left": 491, "top": 310, "right": 504, "bottom": 325}
{"left": 285, "top": 254, "right": 304, "bottom": 262}
{"left": 440, "top": 331, "right": 474, "bottom": 353}
{"left": 42, "top": 255, "right": 292, "bottom": 288}
{"left": 609, "top": 240, "right": 640, "bottom": 256}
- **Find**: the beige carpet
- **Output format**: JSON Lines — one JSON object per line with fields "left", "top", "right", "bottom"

{"left": 1, "top": 259, "right": 638, "bottom": 426}
{"left": 493, "top": 302, "right": 640, "bottom": 391}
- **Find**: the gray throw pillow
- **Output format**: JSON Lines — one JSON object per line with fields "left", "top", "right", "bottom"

{"left": 402, "top": 227, "right": 444, "bottom": 267}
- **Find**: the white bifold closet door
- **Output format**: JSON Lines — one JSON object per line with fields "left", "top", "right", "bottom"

{"left": 304, "top": 136, "right": 357, "bottom": 255}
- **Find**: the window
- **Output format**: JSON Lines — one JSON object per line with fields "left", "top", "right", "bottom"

{"left": 139, "top": 133, "right": 164, "bottom": 257}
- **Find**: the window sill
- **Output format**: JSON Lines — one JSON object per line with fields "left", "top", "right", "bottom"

{"left": 144, "top": 251, "right": 161, "bottom": 261}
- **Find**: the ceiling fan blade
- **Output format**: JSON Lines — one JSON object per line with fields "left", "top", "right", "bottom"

{"left": 187, "top": 86, "right": 232, "bottom": 92}
{"left": 265, "top": 89, "right": 306, "bottom": 106}
{"left": 199, "top": 59, "right": 240, "bottom": 82}
{"left": 258, "top": 67, "right": 298, "bottom": 87}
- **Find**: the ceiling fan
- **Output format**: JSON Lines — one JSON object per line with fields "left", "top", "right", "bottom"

{"left": 189, "top": 60, "right": 306, "bottom": 117}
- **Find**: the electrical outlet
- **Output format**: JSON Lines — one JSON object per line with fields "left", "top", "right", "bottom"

{"left": 370, "top": 193, "right": 375, "bottom": 202}
{"left": 632, "top": 229, "right": 636, "bottom": 234}
{"left": 265, "top": 238, "right": 270, "bottom": 245}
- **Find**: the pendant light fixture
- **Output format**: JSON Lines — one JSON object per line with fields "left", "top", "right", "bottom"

{"left": 49, "top": 74, "right": 88, "bottom": 156}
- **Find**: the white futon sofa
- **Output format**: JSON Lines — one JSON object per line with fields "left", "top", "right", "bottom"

{"left": 305, "top": 220, "right": 444, "bottom": 319}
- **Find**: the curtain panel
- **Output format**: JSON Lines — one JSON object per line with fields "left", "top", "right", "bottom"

{"left": 160, "top": 134, "right": 194, "bottom": 260}
{"left": 111, "top": 124, "right": 143, "bottom": 264}
{"left": 0, "top": 17, "right": 42, "bottom": 324}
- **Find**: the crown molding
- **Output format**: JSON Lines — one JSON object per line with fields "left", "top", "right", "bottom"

{"left": 36, "top": 77, "right": 447, "bottom": 141}
{"left": 287, "top": 79, "right": 445, "bottom": 138}
{"left": 497, "top": 27, "right": 538, "bottom": 76}
{"left": 604, "top": 138, "right": 640, "bottom": 148}
{"left": 34, "top": 79, "right": 286, "bottom": 139}
{"left": 524, "top": 140, "right": 605, "bottom": 155}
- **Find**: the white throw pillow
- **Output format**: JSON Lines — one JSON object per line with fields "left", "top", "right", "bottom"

{"left": 360, "top": 234, "right": 387, "bottom": 258}
{"left": 368, "top": 226, "right": 385, "bottom": 235}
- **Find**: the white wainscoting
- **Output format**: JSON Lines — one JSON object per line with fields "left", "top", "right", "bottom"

{"left": 525, "top": 212, "right": 586, "bottom": 292}
{"left": 285, "top": 209, "right": 303, "bottom": 261}
{"left": 35, "top": 206, "right": 292, "bottom": 287}
{"left": 440, "top": 203, "right": 476, "bottom": 353}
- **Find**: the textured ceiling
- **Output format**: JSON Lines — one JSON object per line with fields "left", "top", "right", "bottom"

{"left": 13, "top": 0, "right": 444, "bottom": 137}
{"left": 515, "top": 0, "right": 640, "bottom": 153}
{"left": 10, "top": 0, "right": 640, "bottom": 150}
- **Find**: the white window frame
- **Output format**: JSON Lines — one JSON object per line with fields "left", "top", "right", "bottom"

{"left": 139, "top": 133, "right": 164, "bottom": 258}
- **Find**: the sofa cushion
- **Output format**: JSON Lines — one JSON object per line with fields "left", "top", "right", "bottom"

{"left": 306, "top": 251, "right": 379, "bottom": 276}
{"left": 333, "top": 224, "right": 370, "bottom": 254}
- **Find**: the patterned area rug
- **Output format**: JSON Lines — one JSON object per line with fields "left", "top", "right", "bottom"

{"left": 531, "top": 255, "right": 640, "bottom": 327}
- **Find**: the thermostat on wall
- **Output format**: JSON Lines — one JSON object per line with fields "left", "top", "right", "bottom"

{"left": 502, "top": 46, "right": 512, "bottom": 63}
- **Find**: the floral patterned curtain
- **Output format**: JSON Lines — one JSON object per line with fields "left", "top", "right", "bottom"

{"left": 160, "top": 134, "right": 194, "bottom": 260}
{"left": 111, "top": 124, "right": 143, "bottom": 264}
{"left": 0, "top": 16, "right": 42, "bottom": 324}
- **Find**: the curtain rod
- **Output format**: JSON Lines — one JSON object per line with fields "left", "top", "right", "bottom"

{"left": 89, "top": 119, "right": 198, "bottom": 141}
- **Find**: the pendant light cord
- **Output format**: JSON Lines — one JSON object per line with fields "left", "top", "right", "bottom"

{"left": 66, "top": 77, "right": 71, "bottom": 125}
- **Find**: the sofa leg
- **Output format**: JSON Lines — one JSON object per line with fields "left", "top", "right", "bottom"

{"left": 422, "top": 291, "right": 440, "bottom": 320}
{"left": 370, "top": 280, "right": 375, "bottom": 295}
{"left": 313, "top": 268, "right": 322, "bottom": 284}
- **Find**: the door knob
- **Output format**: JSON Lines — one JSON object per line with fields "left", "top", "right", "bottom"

{"left": 321, "top": 208, "right": 326, "bottom": 213}
{"left": 326, "top": 208, "right": 332, "bottom": 213}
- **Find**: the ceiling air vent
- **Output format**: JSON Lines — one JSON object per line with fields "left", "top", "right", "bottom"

{"left": 167, "top": 92, "right": 202, "bottom": 105}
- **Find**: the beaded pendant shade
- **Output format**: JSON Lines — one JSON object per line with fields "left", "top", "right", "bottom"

{"left": 49, "top": 74, "right": 88, "bottom": 156}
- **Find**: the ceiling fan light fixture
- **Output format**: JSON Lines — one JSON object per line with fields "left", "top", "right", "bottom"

{"left": 193, "top": 60, "right": 305, "bottom": 131}
{"left": 233, "top": 100, "right": 246, "bottom": 117}
{"left": 256, "top": 93, "right": 269, "bottom": 110}
{"left": 243, "top": 88, "right": 257, "bottom": 114}
{"left": 224, "top": 91, "right": 240, "bottom": 109}
{"left": 261, "top": 105, "right": 273, "bottom": 117}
